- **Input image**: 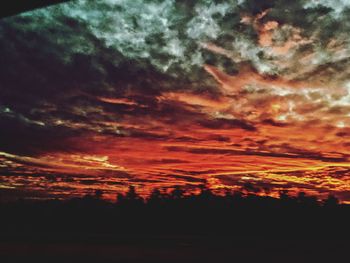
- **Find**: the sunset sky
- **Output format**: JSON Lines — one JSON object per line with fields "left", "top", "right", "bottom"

{"left": 1, "top": 0, "right": 350, "bottom": 202}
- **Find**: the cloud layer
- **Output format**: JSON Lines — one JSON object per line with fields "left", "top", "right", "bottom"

{"left": 0, "top": 0, "right": 350, "bottom": 202}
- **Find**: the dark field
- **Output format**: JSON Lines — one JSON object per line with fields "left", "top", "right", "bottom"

{"left": 1, "top": 189, "right": 349, "bottom": 263}
{"left": 1, "top": 236, "right": 349, "bottom": 263}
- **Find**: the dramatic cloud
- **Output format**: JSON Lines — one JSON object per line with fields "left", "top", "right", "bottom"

{"left": 0, "top": 0, "right": 350, "bottom": 202}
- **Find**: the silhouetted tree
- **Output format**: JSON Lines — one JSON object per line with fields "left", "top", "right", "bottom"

{"left": 297, "top": 191, "right": 306, "bottom": 201}
{"left": 1, "top": 186, "right": 350, "bottom": 240}
{"left": 224, "top": 189, "right": 233, "bottom": 198}
{"left": 323, "top": 194, "right": 339, "bottom": 207}
{"left": 149, "top": 188, "right": 168, "bottom": 205}
{"left": 198, "top": 184, "right": 214, "bottom": 199}
{"left": 116, "top": 193, "right": 125, "bottom": 203}
{"left": 170, "top": 185, "right": 184, "bottom": 199}
{"left": 94, "top": 189, "right": 103, "bottom": 199}
{"left": 150, "top": 188, "right": 162, "bottom": 200}
{"left": 232, "top": 191, "right": 243, "bottom": 199}
{"left": 126, "top": 186, "right": 136, "bottom": 199}
{"left": 297, "top": 192, "right": 318, "bottom": 206}
{"left": 125, "top": 185, "right": 143, "bottom": 204}
{"left": 279, "top": 189, "right": 291, "bottom": 202}
{"left": 242, "top": 182, "right": 261, "bottom": 195}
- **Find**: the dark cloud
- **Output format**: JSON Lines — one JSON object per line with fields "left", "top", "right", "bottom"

{"left": 0, "top": 113, "right": 80, "bottom": 155}
{"left": 199, "top": 118, "right": 257, "bottom": 131}
{"left": 118, "top": 128, "right": 171, "bottom": 140}
{"left": 261, "top": 118, "right": 288, "bottom": 127}
{"left": 206, "top": 134, "right": 231, "bottom": 142}
{"left": 336, "top": 131, "right": 350, "bottom": 137}
{"left": 171, "top": 136, "right": 202, "bottom": 143}
{"left": 0, "top": 5, "right": 221, "bottom": 155}
{"left": 146, "top": 158, "right": 191, "bottom": 165}
{"left": 165, "top": 145, "right": 348, "bottom": 163}
{"left": 170, "top": 174, "right": 207, "bottom": 184}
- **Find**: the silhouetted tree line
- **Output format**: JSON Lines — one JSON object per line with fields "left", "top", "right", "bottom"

{"left": 0, "top": 185, "right": 349, "bottom": 241}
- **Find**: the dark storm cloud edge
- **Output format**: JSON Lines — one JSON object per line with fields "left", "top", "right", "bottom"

{"left": 1, "top": 0, "right": 349, "bottom": 98}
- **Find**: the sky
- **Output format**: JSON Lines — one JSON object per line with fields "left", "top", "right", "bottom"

{"left": 0, "top": 0, "right": 350, "bottom": 202}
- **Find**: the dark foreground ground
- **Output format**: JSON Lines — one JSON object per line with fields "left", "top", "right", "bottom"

{"left": 1, "top": 235, "right": 349, "bottom": 263}
{"left": 1, "top": 189, "right": 349, "bottom": 262}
